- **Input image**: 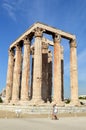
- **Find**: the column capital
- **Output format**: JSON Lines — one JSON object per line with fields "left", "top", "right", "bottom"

{"left": 53, "top": 33, "right": 61, "bottom": 43}
{"left": 23, "top": 36, "right": 30, "bottom": 45}
{"left": 34, "top": 27, "right": 44, "bottom": 37}
{"left": 8, "top": 48, "right": 14, "bottom": 56}
{"left": 70, "top": 39, "right": 77, "bottom": 48}
{"left": 16, "top": 43, "right": 22, "bottom": 51}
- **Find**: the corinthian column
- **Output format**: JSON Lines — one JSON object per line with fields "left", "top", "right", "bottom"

{"left": 32, "top": 27, "right": 43, "bottom": 104}
{"left": 11, "top": 44, "right": 22, "bottom": 103}
{"left": 48, "top": 51, "right": 52, "bottom": 102}
{"left": 70, "top": 39, "right": 79, "bottom": 105}
{"left": 61, "top": 46, "right": 64, "bottom": 101}
{"left": 53, "top": 34, "right": 64, "bottom": 106}
{"left": 5, "top": 48, "right": 14, "bottom": 103}
{"left": 42, "top": 42, "right": 48, "bottom": 102}
{"left": 21, "top": 37, "right": 30, "bottom": 101}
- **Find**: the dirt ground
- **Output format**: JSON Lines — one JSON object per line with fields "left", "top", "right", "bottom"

{"left": 0, "top": 110, "right": 86, "bottom": 118}
{"left": 0, "top": 117, "right": 86, "bottom": 130}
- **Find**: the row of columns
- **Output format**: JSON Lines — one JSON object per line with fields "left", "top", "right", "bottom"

{"left": 5, "top": 38, "right": 30, "bottom": 103}
{"left": 21, "top": 37, "right": 30, "bottom": 101}
{"left": 5, "top": 27, "right": 79, "bottom": 106}
{"left": 30, "top": 43, "right": 52, "bottom": 102}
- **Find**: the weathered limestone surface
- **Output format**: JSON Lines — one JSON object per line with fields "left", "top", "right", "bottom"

{"left": 53, "top": 34, "right": 64, "bottom": 105}
{"left": 70, "top": 40, "right": 79, "bottom": 105}
{"left": 5, "top": 23, "right": 79, "bottom": 106}
{"left": 61, "top": 46, "right": 64, "bottom": 101}
{"left": 21, "top": 37, "right": 30, "bottom": 101}
{"left": 48, "top": 51, "right": 52, "bottom": 102}
{"left": 10, "top": 22, "right": 75, "bottom": 48}
{"left": 11, "top": 44, "right": 22, "bottom": 103}
{"left": 32, "top": 28, "right": 43, "bottom": 103}
{"left": 5, "top": 49, "right": 14, "bottom": 103}
{"left": 42, "top": 42, "right": 48, "bottom": 102}
{"left": 30, "top": 54, "right": 34, "bottom": 99}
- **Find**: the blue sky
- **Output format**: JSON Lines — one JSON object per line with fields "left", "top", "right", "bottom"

{"left": 0, "top": 0, "right": 86, "bottom": 98}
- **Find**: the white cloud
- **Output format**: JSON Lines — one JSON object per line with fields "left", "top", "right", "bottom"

{"left": 2, "top": 1, "right": 16, "bottom": 21}
{"left": 2, "top": 0, "right": 25, "bottom": 21}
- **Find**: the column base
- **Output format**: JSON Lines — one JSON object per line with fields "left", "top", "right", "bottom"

{"left": 4, "top": 99, "right": 10, "bottom": 104}
{"left": 10, "top": 99, "right": 19, "bottom": 105}
{"left": 19, "top": 100, "right": 29, "bottom": 105}
{"left": 29, "top": 98, "right": 44, "bottom": 106}
{"left": 52, "top": 100, "right": 65, "bottom": 106}
{"left": 69, "top": 100, "right": 80, "bottom": 106}
{"left": 20, "top": 97, "right": 29, "bottom": 101}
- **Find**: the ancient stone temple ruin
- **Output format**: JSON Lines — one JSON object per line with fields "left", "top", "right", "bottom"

{"left": 5, "top": 22, "right": 79, "bottom": 106}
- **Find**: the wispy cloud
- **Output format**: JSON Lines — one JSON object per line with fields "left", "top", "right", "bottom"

{"left": 2, "top": 0, "right": 16, "bottom": 21}
{"left": 2, "top": 0, "right": 25, "bottom": 21}
{"left": 1, "top": 0, "right": 61, "bottom": 24}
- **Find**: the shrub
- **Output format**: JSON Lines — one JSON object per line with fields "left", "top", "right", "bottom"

{"left": 65, "top": 99, "right": 70, "bottom": 104}
{"left": 79, "top": 96, "right": 86, "bottom": 100}
{"left": 80, "top": 101, "right": 84, "bottom": 105}
{"left": 0, "top": 97, "right": 3, "bottom": 103}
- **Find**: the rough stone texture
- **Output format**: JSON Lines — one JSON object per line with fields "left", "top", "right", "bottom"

{"left": 10, "top": 22, "right": 75, "bottom": 48}
{"left": 30, "top": 55, "right": 34, "bottom": 99}
{"left": 32, "top": 28, "right": 43, "bottom": 103}
{"left": 30, "top": 41, "right": 52, "bottom": 102}
{"left": 5, "top": 49, "right": 14, "bottom": 103}
{"left": 48, "top": 51, "right": 52, "bottom": 102}
{"left": 61, "top": 46, "right": 64, "bottom": 101}
{"left": 70, "top": 40, "right": 79, "bottom": 105}
{"left": 21, "top": 37, "right": 30, "bottom": 101}
{"left": 11, "top": 44, "right": 22, "bottom": 103}
{"left": 5, "top": 23, "right": 79, "bottom": 106}
{"left": 53, "top": 34, "right": 64, "bottom": 106}
{"left": 0, "top": 105, "right": 86, "bottom": 114}
{"left": 42, "top": 42, "right": 48, "bottom": 102}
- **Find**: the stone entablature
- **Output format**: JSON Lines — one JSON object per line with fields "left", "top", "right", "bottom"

{"left": 5, "top": 22, "right": 79, "bottom": 106}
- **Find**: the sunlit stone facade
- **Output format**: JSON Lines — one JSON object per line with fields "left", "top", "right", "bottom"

{"left": 5, "top": 22, "right": 79, "bottom": 106}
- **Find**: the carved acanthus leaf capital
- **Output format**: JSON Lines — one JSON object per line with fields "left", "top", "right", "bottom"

{"left": 70, "top": 39, "right": 77, "bottom": 48}
{"left": 16, "top": 43, "right": 22, "bottom": 51}
{"left": 8, "top": 48, "right": 14, "bottom": 56}
{"left": 34, "top": 27, "right": 44, "bottom": 37}
{"left": 23, "top": 36, "right": 30, "bottom": 45}
{"left": 53, "top": 33, "right": 61, "bottom": 43}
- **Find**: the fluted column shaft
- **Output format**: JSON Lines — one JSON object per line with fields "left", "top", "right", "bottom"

{"left": 32, "top": 28, "right": 43, "bottom": 103}
{"left": 53, "top": 34, "right": 62, "bottom": 105}
{"left": 21, "top": 37, "right": 30, "bottom": 101}
{"left": 42, "top": 42, "right": 48, "bottom": 102}
{"left": 48, "top": 51, "right": 52, "bottom": 102}
{"left": 31, "top": 50, "right": 34, "bottom": 99}
{"left": 61, "top": 46, "right": 64, "bottom": 101}
{"left": 70, "top": 39, "right": 79, "bottom": 105}
{"left": 5, "top": 49, "right": 14, "bottom": 103}
{"left": 12, "top": 44, "right": 22, "bottom": 103}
